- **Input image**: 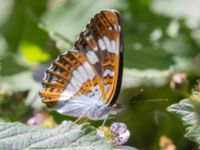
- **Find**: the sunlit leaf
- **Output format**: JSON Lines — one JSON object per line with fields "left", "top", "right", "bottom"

{"left": 20, "top": 42, "right": 50, "bottom": 63}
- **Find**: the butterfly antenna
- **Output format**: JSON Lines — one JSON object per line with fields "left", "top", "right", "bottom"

{"left": 125, "top": 89, "right": 168, "bottom": 104}
{"left": 132, "top": 98, "right": 168, "bottom": 103}
{"left": 101, "top": 115, "right": 109, "bottom": 127}
{"left": 126, "top": 89, "right": 144, "bottom": 102}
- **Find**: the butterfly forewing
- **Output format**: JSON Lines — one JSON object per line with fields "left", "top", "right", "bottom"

{"left": 74, "top": 10, "right": 123, "bottom": 105}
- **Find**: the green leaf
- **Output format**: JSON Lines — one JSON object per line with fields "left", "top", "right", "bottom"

{"left": 1, "top": 0, "right": 47, "bottom": 51}
{"left": 0, "top": 70, "right": 47, "bottom": 109}
{"left": 0, "top": 53, "right": 28, "bottom": 76}
{"left": 185, "top": 125, "right": 200, "bottom": 145}
{"left": 0, "top": 71, "right": 39, "bottom": 92}
{"left": 121, "top": 1, "right": 200, "bottom": 88}
{"left": 0, "top": 121, "right": 112, "bottom": 150}
{"left": 38, "top": 22, "right": 72, "bottom": 52}
{"left": 123, "top": 68, "right": 170, "bottom": 88}
{"left": 168, "top": 99, "right": 200, "bottom": 145}
{"left": 167, "top": 99, "right": 199, "bottom": 127}
{"left": 41, "top": 0, "right": 122, "bottom": 42}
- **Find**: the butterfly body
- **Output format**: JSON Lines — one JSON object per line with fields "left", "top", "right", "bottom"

{"left": 40, "top": 9, "right": 123, "bottom": 120}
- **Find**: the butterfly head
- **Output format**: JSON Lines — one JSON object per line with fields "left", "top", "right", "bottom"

{"left": 108, "top": 103, "right": 124, "bottom": 118}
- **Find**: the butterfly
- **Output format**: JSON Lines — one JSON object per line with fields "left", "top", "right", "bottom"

{"left": 39, "top": 9, "right": 123, "bottom": 120}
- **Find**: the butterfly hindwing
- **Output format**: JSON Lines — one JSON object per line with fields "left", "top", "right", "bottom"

{"left": 74, "top": 9, "right": 123, "bottom": 105}
{"left": 40, "top": 50, "right": 105, "bottom": 107}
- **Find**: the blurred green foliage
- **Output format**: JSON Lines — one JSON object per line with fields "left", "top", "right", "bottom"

{"left": 0, "top": 0, "right": 200, "bottom": 149}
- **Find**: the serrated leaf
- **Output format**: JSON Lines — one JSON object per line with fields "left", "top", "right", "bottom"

{"left": 167, "top": 99, "right": 199, "bottom": 127}
{"left": 0, "top": 121, "right": 112, "bottom": 150}
{"left": 185, "top": 125, "right": 200, "bottom": 145}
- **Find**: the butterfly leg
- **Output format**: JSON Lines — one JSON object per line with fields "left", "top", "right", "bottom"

{"left": 74, "top": 109, "right": 89, "bottom": 124}
{"left": 101, "top": 115, "right": 109, "bottom": 127}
